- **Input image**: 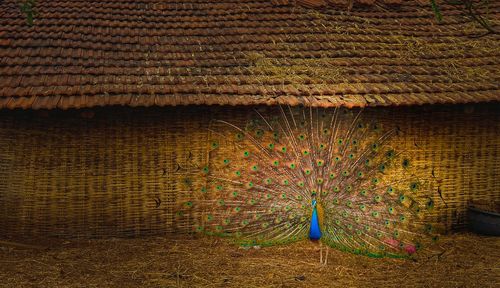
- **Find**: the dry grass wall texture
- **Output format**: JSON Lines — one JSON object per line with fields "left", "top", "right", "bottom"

{"left": 0, "top": 103, "right": 499, "bottom": 239}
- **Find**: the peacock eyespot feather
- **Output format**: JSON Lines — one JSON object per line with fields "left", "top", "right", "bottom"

{"left": 217, "top": 199, "right": 225, "bottom": 206}
{"left": 402, "top": 159, "right": 410, "bottom": 168}
{"left": 317, "top": 160, "right": 324, "bottom": 167}
{"left": 386, "top": 150, "right": 395, "bottom": 159}
{"left": 273, "top": 132, "right": 280, "bottom": 140}
{"left": 410, "top": 182, "right": 419, "bottom": 192}
{"left": 425, "top": 224, "right": 433, "bottom": 233}
{"left": 321, "top": 190, "right": 328, "bottom": 196}
{"left": 272, "top": 160, "right": 280, "bottom": 166}
{"left": 357, "top": 171, "right": 364, "bottom": 178}
{"left": 317, "top": 178, "right": 324, "bottom": 184}
{"left": 281, "top": 146, "right": 287, "bottom": 153}
{"left": 265, "top": 178, "right": 273, "bottom": 184}
{"left": 232, "top": 191, "right": 238, "bottom": 197}
{"left": 223, "top": 159, "right": 230, "bottom": 165}
{"left": 268, "top": 143, "right": 275, "bottom": 150}
{"left": 333, "top": 198, "right": 339, "bottom": 204}
{"left": 329, "top": 173, "right": 337, "bottom": 179}
{"left": 394, "top": 230, "right": 400, "bottom": 238}
{"left": 365, "top": 159, "right": 372, "bottom": 166}
{"left": 261, "top": 222, "right": 269, "bottom": 228}
{"left": 206, "top": 215, "right": 213, "bottom": 221}
{"left": 365, "top": 226, "right": 371, "bottom": 231}
{"left": 235, "top": 170, "right": 241, "bottom": 177}
{"left": 284, "top": 205, "right": 291, "bottom": 211}
{"left": 302, "top": 150, "right": 310, "bottom": 156}
{"left": 247, "top": 181, "right": 254, "bottom": 188}
{"left": 266, "top": 193, "right": 272, "bottom": 200}
{"left": 243, "top": 151, "right": 250, "bottom": 157}
{"left": 298, "top": 181, "right": 305, "bottom": 187}
{"left": 348, "top": 153, "right": 354, "bottom": 159}
{"left": 281, "top": 193, "right": 287, "bottom": 199}
{"left": 372, "top": 178, "right": 380, "bottom": 185}
{"left": 342, "top": 211, "right": 349, "bottom": 217}
{"left": 200, "top": 187, "right": 207, "bottom": 193}
{"left": 235, "top": 133, "right": 244, "bottom": 141}
{"left": 211, "top": 141, "right": 219, "bottom": 149}
{"left": 216, "top": 185, "right": 223, "bottom": 191}
{"left": 298, "top": 134, "right": 306, "bottom": 140}
{"left": 322, "top": 128, "right": 329, "bottom": 135}
{"left": 426, "top": 198, "right": 435, "bottom": 209}
{"left": 337, "top": 139, "right": 344, "bottom": 145}
{"left": 202, "top": 166, "right": 209, "bottom": 174}
{"left": 241, "top": 220, "right": 249, "bottom": 226}
{"left": 372, "top": 211, "right": 380, "bottom": 218}
{"left": 251, "top": 165, "right": 259, "bottom": 172}
{"left": 379, "top": 164, "right": 386, "bottom": 173}
{"left": 224, "top": 218, "right": 231, "bottom": 225}
{"left": 360, "top": 189, "right": 367, "bottom": 196}
{"left": 399, "top": 215, "right": 406, "bottom": 222}
{"left": 335, "top": 156, "right": 341, "bottom": 162}
{"left": 216, "top": 226, "right": 223, "bottom": 232}
{"left": 345, "top": 185, "right": 353, "bottom": 192}
{"left": 255, "top": 129, "right": 264, "bottom": 137}
{"left": 296, "top": 195, "right": 303, "bottom": 200}
{"left": 354, "top": 217, "right": 361, "bottom": 223}
{"left": 183, "top": 178, "right": 194, "bottom": 189}
{"left": 346, "top": 200, "right": 353, "bottom": 208}
{"left": 305, "top": 169, "right": 311, "bottom": 175}
{"left": 333, "top": 186, "right": 340, "bottom": 192}
{"left": 357, "top": 123, "right": 365, "bottom": 129}
{"left": 359, "top": 204, "right": 366, "bottom": 211}
{"left": 195, "top": 226, "right": 204, "bottom": 232}
{"left": 352, "top": 139, "right": 359, "bottom": 146}
{"left": 319, "top": 143, "right": 326, "bottom": 150}
{"left": 249, "top": 199, "right": 257, "bottom": 205}
{"left": 282, "top": 179, "right": 289, "bottom": 185}
{"left": 374, "top": 195, "right": 382, "bottom": 202}
{"left": 388, "top": 207, "right": 395, "bottom": 214}
{"left": 371, "top": 143, "right": 379, "bottom": 151}
{"left": 289, "top": 163, "right": 296, "bottom": 169}
{"left": 342, "top": 170, "right": 350, "bottom": 177}
{"left": 387, "top": 187, "right": 395, "bottom": 194}
{"left": 184, "top": 201, "right": 193, "bottom": 208}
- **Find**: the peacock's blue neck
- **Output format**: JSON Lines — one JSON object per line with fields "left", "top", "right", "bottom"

{"left": 309, "top": 200, "right": 322, "bottom": 240}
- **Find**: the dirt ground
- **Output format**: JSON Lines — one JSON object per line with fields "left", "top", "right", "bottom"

{"left": 0, "top": 233, "right": 498, "bottom": 288}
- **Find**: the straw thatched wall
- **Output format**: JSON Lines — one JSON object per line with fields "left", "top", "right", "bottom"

{"left": 0, "top": 103, "right": 499, "bottom": 239}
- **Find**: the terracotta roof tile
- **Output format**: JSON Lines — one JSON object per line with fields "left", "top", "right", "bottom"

{"left": 0, "top": 0, "right": 498, "bottom": 109}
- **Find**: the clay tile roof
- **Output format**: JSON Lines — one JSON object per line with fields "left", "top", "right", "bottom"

{"left": 0, "top": 0, "right": 499, "bottom": 109}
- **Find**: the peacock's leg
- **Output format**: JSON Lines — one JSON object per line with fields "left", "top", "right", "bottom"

{"left": 320, "top": 242, "right": 323, "bottom": 264}
{"left": 324, "top": 246, "right": 329, "bottom": 266}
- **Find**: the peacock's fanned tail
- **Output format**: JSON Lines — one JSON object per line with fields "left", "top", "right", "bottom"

{"left": 176, "top": 106, "right": 442, "bottom": 258}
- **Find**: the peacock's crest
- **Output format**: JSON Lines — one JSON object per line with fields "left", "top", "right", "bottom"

{"left": 177, "top": 106, "right": 441, "bottom": 258}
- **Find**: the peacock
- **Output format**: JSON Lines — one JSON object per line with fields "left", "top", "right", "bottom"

{"left": 176, "top": 106, "right": 441, "bottom": 260}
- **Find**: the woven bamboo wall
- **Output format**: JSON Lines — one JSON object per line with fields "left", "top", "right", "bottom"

{"left": 0, "top": 104, "right": 499, "bottom": 239}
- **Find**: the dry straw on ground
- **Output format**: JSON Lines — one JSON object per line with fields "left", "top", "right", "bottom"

{"left": 0, "top": 233, "right": 498, "bottom": 288}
